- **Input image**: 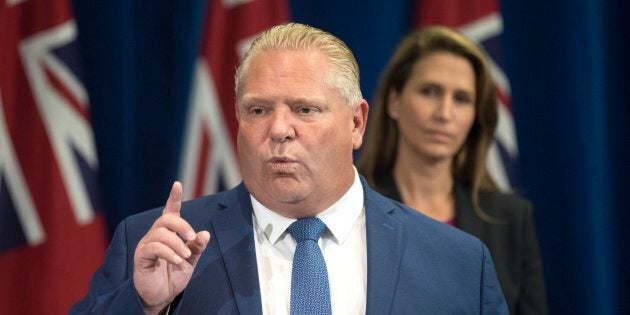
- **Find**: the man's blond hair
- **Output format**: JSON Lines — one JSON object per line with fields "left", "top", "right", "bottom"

{"left": 235, "top": 23, "right": 362, "bottom": 106}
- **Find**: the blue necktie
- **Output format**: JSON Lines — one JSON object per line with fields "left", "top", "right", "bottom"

{"left": 287, "top": 217, "right": 332, "bottom": 315}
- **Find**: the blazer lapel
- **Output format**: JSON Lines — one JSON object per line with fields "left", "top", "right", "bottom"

{"left": 363, "top": 181, "right": 403, "bottom": 315}
{"left": 211, "top": 184, "right": 262, "bottom": 314}
{"left": 453, "top": 182, "right": 484, "bottom": 239}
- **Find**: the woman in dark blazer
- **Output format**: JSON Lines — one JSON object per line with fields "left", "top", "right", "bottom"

{"left": 358, "top": 26, "right": 547, "bottom": 314}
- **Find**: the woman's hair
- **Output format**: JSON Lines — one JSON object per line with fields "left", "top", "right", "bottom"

{"left": 357, "top": 26, "right": 499, "bottom": 220}
{"left": 235, "top": 22, "right": 362, "bottom": 107}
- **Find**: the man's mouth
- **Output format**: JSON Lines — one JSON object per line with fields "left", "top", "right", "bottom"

{"left": 268, "top": 156, "right": 299, "bottom": 173}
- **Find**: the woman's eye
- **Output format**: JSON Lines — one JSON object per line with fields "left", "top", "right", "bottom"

{"left": 454, "top": 93, "right": 474, "bottom": 104}
{"left": 420, "top": 85, "right": 440, "bottom": 96}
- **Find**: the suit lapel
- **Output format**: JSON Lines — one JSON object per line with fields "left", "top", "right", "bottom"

{"left": 453, "top": 182, "right": 484, "bottom": 239}
{"left": 190, "top": 178, "right": 406, "bottom": 314}
{"left": 363, "top": 181, "right": 403, "bottom": 315}
{"left": 211, "top": 184, "right": 262, "bottom": 314}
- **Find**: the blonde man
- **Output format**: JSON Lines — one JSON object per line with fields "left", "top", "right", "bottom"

{"left": 73, "top": 23, "right": 507, "bottom": 315}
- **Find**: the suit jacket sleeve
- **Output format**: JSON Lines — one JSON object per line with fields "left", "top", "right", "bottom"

{"left": 481, "top": 243, "right": 510, "bottom": 315}
{"left": 69, "top": 219, "right": 147, "bottom": 315}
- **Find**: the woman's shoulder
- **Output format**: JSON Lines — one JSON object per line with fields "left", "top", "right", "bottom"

{"left": 479, "top": 191, "right": 535, "bottom": 229}
{"left": 456, "top": 183, "right": 534, "bottom": 223}
{"left": 478, "top": 189, "right": 532, "bottom": 213}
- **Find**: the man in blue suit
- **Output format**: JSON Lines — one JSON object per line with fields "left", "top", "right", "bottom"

{"left": 72, "top": 23, "right": 508, "bottom": 314}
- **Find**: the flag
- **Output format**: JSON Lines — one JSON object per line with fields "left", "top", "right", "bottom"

{"left": 0, "top": 0, "right": 107, "bottom": 313}
{"left": 179, "top": 0, "right": 288, "bottom": 199}
{"left": 414, "top": 0, "right": 520, "bottom": 191}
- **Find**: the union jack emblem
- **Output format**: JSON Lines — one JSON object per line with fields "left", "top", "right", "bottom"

{"left": 1, "top": 20, "right": 99, "bottom": 251}
{"left": 1, "top": 0, "right": 106, "bottom": 312}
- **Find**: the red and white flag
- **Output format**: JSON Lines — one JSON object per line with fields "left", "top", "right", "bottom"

{"left": 0, "top": 0, "right": 107, "bottom": 313}
{"left": 179, "top": 0, "right": 288, "bottom": 199}
{"left": 415, "top": 0, "right": 520, "bottom": 191}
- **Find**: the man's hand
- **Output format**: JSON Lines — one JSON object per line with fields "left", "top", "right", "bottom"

{"left": 133, "top": 182, "right": 211, "bottom": 315}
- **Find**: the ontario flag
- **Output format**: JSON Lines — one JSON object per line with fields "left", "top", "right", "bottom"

{"left": 414, "top": 0, "right": 520, "bottom": 191}
{"left": 179, "top": 0, "right": 288, "bottom": 199}
{"left": 0, "top": 0, "right": 107, "bottom": 313}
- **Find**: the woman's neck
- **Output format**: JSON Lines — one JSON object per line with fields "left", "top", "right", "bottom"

{"left": 392, "top": 148, "right": 455, "bottom": 222}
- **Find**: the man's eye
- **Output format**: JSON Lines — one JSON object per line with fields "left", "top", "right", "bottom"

{"left": 297, "top": 107, "right": 317, "bottom": 114}
{"left": 250, "top": 108, "right": 266, "bottom": 115}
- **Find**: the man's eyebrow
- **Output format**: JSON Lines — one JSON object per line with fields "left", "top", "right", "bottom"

{"left": 239, "top": 96, "right": 327, "bottom": 107}
{"left": 239, "top": 95, "right": 272, "bottom": 106}
{"left": 286, "top": 97, "right": 327, "bottom": 107}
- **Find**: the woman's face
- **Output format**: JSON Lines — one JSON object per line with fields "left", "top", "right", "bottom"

{"left": 388, "top": 52, "right": 476, "bottom": 163}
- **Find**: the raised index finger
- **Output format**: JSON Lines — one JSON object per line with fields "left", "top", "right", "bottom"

{"left": 163, "top": 181, "right": 183, "bottom": 216}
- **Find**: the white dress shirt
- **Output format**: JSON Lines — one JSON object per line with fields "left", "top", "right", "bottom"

{"left": 252, "top": 169, "right": 367, "bottom": 315}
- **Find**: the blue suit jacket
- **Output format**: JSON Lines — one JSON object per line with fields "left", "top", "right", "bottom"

{"left": 72, "top": 178, "right": 508, "bottom": 314}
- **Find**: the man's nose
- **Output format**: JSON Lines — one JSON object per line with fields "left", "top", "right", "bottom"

{"left": 269, "top": 108, "right": 296, "bottom": 142}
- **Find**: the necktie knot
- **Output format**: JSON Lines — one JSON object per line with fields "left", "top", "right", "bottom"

{"left": 288, "top": 217, "right": 326, "bottom": 243}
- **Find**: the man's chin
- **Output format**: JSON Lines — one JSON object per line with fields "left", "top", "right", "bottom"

{"left": 266, "top": 183, "right": 309, "bottom": 204}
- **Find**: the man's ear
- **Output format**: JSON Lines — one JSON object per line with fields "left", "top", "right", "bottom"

{"left": 351, "top": 99, "right": 369, "bottom": 150}
{"left": 235, "top": 103, "right": 241, "bottom": 122}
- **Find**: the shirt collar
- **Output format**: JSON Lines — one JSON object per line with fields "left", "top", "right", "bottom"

{"left": 251, "top": 167, "right": 364, "bottom": 245}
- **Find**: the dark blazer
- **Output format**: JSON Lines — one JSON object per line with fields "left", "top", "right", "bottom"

{"left": 375, "top": 174, "right": 547, "bottom": 315}
{"left": 72, "top": 178, "right": 508, "bottom": 314}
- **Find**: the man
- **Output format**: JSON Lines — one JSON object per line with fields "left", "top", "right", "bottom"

{"left": 72, "top": 23, "right": 507, "bottom": 314}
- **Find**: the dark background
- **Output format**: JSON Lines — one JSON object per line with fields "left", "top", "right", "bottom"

{"left": 72, "top": 0, "right": 630, "bottom": 313}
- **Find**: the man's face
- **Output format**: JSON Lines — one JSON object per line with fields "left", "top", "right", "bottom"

{"left": 236, "top": 49, "right": 367, "bottom": 218}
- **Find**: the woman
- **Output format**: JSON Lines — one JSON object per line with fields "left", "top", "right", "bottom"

{"left": 358, "top": 26, "right": 547, "bottom": 314}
